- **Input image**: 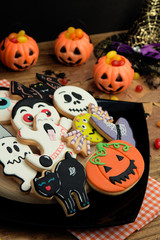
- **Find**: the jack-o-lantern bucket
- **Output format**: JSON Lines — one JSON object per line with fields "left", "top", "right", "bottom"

{"left": 54, "top": 27, "right": 93, "bottom": 66}
{"left": 93, "top": 51, "right": 134, "bottom": 94}
{"left": 0, "top": 30, "right": 39, "bottom": 71}
{"left": 86, "top": 140, "right": 145, "bottom": 195}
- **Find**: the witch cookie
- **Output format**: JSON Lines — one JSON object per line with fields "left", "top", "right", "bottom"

{"left": 86, "top": 140, "right": 144, "bottom": 195}
{"left": 53, "top": 86, "right": 98, "bottom": 119}
{"left": 17, "top": 112, "right": 76, "bottom": 171}
{"left": 32, "top": 151, "right": 90, "bottom": 217}
{"left": 0, "top": 87, "right": 17, "bottom": 124}
{"left": 11, "top": 98, "right": 60, "bottom": 132}
{"left": 89, "top": 116, "right": 136, "bottom": 146}
{"left": 0, "top": 123, "right": 37, "bottom": 191}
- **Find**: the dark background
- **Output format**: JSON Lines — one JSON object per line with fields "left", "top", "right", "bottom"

{"left": 0, "top": 0, "right": 144, "bottom": 42}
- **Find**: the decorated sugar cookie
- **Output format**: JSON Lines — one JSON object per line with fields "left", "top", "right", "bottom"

{"left": 86, "top": 140, "right": 144, "bottom": 195}
{"left": 0, "top": 123, "right": 37, "bottom": 191}
{"left": 0, "top": 87, "right": 17, "bottom": 124}
{"left": 18, "top": 112, "right": 76, "bottom": 171}
{"left": 11, "top": 98, "right": 60, "bottom": 131}
{"left": 32, "top": 151, "right": 90, "bottom": 217}
{"left": 53, "top": 86, "right": 97, "bottom": 119}
{"left": 89, "top": 116, "right": 136, "bottom": 146}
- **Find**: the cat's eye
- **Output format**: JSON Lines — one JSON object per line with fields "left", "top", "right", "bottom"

{"left": 48, "top": 177, "right": 55, "bottom": 183}
{"left": 38, "top": 181, "right": 46, "bottom": 186}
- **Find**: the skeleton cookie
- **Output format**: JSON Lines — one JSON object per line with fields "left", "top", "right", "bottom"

{"left": 11, "top": 98, "right": 60, "bottom": 131}
{"left": 0, "top": 87, "right": 17, "bottom": 124}
{"left": 18, "top": 112, "right": 76, "bottom": 171}
{"left": 0, "top": 123, "right": 37, "bottom": 191}
{"left": 53, "top": 86, "right": 98, "bottom": 119}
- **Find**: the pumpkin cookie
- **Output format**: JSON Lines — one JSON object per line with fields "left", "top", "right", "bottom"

{"left": 86, "top": 140, "right": 144, "bottom": 195}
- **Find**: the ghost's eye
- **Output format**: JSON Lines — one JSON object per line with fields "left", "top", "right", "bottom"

{"left": 38, "top": 182, "right": 46, "bottom": 187}
{"left": 81, "top": 125, "right": 87, "bottom": 129}
{"left": 13, "top": 145, "right": 20, "bottom": 152}
{"left": 82, "top": 119, "right": 87, "bottom": 123}
{"left": 7, "top": 146, "right": 12, "bottom": 153}
{"left": 23, "top": 113, "right": 34, "bottom": 123}
{"left": 64, "top": 94, "right": 72, "bottom": 103}
{"left": 0, "top": 98, "right": 11, "bottom": 109}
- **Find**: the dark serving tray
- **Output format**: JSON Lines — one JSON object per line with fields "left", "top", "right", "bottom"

{"left": 0, "top": 99, "right": 150, "bottom": 229}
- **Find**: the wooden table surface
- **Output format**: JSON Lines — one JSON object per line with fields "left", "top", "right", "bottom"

{"left": 0, "top": 31, "right": 160, "bottom": 240}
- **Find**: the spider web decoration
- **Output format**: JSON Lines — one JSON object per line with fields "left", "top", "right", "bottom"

{"left": 127, "top": 0, "right": 160, "bottom": 47}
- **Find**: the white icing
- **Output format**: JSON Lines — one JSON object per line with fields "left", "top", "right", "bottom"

{"left": 12, "top": 101, "right": 60, "bottom": 130}
{"left": 53, "top": 86, "right": 97, "bottom": 117}
{"left": 0, "top": 136, "right": 37, "bottom": 191}
{"left": 18, "top": 112, "right": 76, "bottom": 171}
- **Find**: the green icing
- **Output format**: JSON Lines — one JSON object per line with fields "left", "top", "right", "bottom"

{"left": 90, "top": 142, "right": 131, "bottom": 165}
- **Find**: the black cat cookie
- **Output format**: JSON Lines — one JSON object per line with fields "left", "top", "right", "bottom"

{"left": 32, "top": 151, "right": 90, "bottom": 217}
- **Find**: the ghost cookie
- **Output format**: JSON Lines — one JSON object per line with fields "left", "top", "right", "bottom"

{"left": 17, "top": 112, "right": 76, "bottom": 171}
{"left": 0, "top": 87, "right": 17, "bottom": 124}
{"left": 11, "top": 98, "right": 60, "bottom": 132}
{"left": 62, "top": 113, "right": 104, "bottom": 157}
{"left": 89, "top": 116, "right": 136, "bottom": 146}
{"left": 86, "top": 140, "right": 144, "bottom": 195}
{"left": 0, "top": 123, "right": 37, "bottom": 191}
{"left": 53, "top": 86, "right": 97, "bottom": 119}
{"left": 32, "top": 151, "right": 90, "bottom": 217}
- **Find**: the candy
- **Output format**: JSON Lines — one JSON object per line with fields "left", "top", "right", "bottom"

{"left": 106, "top": 51, "right": 117, "bottom": 59}
{"left": 134, "top": 72, "right": 140, "bottom": 80}
{"left": 110, "top": 96, "right": 119, "bottom": 101}
{"left": 154, "top": 138, "right": 160, "bottom": 149}
{"left": 18, "top": 30, "right": 25, "bottom": 36}
{"left": 10, "top": 38, "right": 18, "bottom": 43}
{"left": 75, "top": 28, "right": 83, "bottom": 38}
{"left": 8, "top": 33, "right": 17, "bottom": 40}
{"left": 17, "top": 36, "right": 28, "bottom": 43}
{"left": 135, "top": 85, "right": 143, "bottom": 92}
{"left": 111, "top": 60, "right": 120, "bottom": 66}
{"left": 157, "top": 121, "right": 160, "bottom": 127}
{"left": 68, "top": 27, "right": 75, "bottom": 34}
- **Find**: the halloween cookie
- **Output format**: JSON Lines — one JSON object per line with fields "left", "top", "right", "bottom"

{"left": 10, "top": 73, "right": 63, "bottom": 104}
{"left": 32, "top": 151, "right": 90, "bottom": 217}
{"left": 0, "top": 123, "right": 37, "bottom": 192}
{"left": 62, "top": 112, "right": 104, "bottom": 157}
{"left": 0, "top": 87, "right": 17, "bottom": 124}
{"left": 89, "top": 116, "right": 136, "bottom": 146}
{"left": 11, "top": 98, "right": 60, "bottom": 132}
{"left": 86, "top": 140, "right": 144, "bottom": 195}
{"left": 53, "top": 86, "right": 97, "bottom": 119}
{"left": 17, "top": 112, "right": 76, "bottom": 171}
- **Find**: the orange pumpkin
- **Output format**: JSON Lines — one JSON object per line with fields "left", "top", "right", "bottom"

{"left": 54, "top": 28, "right": 93, "bottom": 66}
{"left": 86, "top": 140, "right": 144, "bottom": 195}
{"left": 93, "top": 54, "right": 134, "bottom": 94}
{"left": 0, "top": 31, "right": 39, "bottom": 71}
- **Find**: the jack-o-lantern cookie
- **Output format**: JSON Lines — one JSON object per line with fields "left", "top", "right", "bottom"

{"left": 53, "top": 86, "right": 97, "bottom": 119}
{"left": 86, "top": 140, "right": 144, "bottom": 195}
{"left": 32, "top": 151, "right": 90, "bottom": 217}
{"left": 11, "top": 98, "right": 60, "bottom": 131}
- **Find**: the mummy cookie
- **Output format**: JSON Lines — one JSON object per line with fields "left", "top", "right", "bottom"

{"left": 32, "top": 151, "right": 90, "bottom": 217}
{"left": 0, "top": 87, "right": 17, "bottom": 124}
{"left": 53, "top": 86, "right": 98, "bottom": 119}
{"left": 18, "top": 112, "right": 76, "bottom": 171}
{"left": 89, "top": 116, "right": 136, "bottom": 146}
{"left": 11, "top": 98, "right": 60, "bottom": 131}
{"left": 86, "top": 140, "right": 145, "bottom": 195}
{"left": 0, "top": 123, "right": 37, "bottom": 191}
{"left": 62, "top": 113, "right": 104, "bottom": 157}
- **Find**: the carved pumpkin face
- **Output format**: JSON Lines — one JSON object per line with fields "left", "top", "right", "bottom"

{"left": 86, "top": 140, "right": 144, "bottom": 195}
{"left": 93, "top": 56, "right": 134, "bottom": 93}
{"left": 0, "top": 34, "right": 39, "bottom": 71}
{"left": 54, "top": 30, "right": 93, "bottom": 66}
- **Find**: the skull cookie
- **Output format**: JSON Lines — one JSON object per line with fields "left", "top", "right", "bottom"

{"left": 53, "top": 86, "right": 97, "bottom": 119}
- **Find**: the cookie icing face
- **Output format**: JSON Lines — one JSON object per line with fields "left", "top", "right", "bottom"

{"left": 0, "top": 89, "right": 17, "bottom": 123}
{"left": 74, "top": 113, "right": 103, "bottom": 143}
{"left": 53, "top": 86, "right": 97, "bottom": 118}
{"left": 11, "top": 98, "right": 60, "bottom": 130}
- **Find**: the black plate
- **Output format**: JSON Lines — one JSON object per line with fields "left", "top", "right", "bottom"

{"left": 0, "top": 99, "right": 149, "bottom": 229}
